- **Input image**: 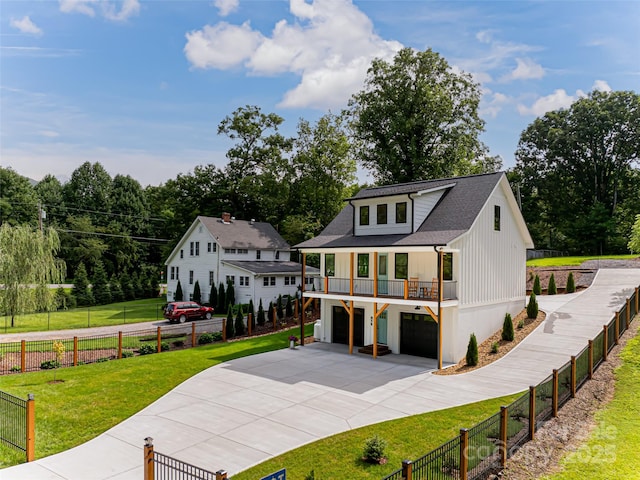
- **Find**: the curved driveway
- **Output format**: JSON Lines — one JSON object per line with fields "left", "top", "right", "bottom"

{"left": 2, "top": 269, "right": 639, "bottom": 480}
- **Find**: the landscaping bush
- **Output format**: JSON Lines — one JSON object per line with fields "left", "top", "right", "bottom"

{"left": 277, "top": 294, "right": 284, "bottom": 320}
{"left": 198, "top": 333, "right": 215, "bottom": 345}
{"left": 95, "top": 357, "right": 110, "bottom": 363}
{"left": 193, "top": 280, "right": 201, "bottom": 304}
{"left": 208, "top": 283, "right": 217, "bottom": 309}
{"left": 172, "top": 340, "right": 184, "bottom": 348}
{"left": 40, "top": 360, "right": 61, "bottom": 370}
{"left": 566, "top": 272, "right": 576, "bottom": 293}
{"left": 533, "top": 274, "right": 541, "bottom": 295}
{"left": 527, "top": 292, "right": 539, "bottom": 319}
{"left": 226, "top": 305, "right": 235, "bottom": 338}
{"left": 362, "top": 435, "right": 387, "bottom": 463}
{"left": 268, "top": 301, "right": 275, "bottom": 324}
{"left": 548, "top": 273, "right": 557, "bottom": 295}
{"left": 217, "top": 282, "right": 226, "bottom": 313}
{"left": 161, "top": 341, "right": 170, "bottom": 352}
{"left": 138, "top": 344, "right": 156, "bottom": 355}
{"left": 517, "top": 319, "right": 524, "bottom": 329}
{"left": 285, "top": 296, "right": 293, "bottom": 317}
{"left": 234, "top": 307, "right": 245, "bottom": 336}
{"left": 211, "top": 331, "right": 223, "bottom": 341}
{"left": 257, "top": 299, "right": 266, "bottom": 326}
{"left": 175, "top": 280, "right": 184, "bottom": 301}
{"left": 466, "top": 333, "right": 478, "bottom": 366}
{"left": 226, "top": 281, "right": 235, "bottom": 311}
{"left": 502, "top": 313, "right": 514, "bottom": 341}
{"left": 10, "top": 365, "right": 21, "bottom": 372}
{"left": 491, "top": 342, "right": 499, "bottom": 354}
{"left": 248, "top": 299, "right": 256, "bottom": 331}
{"left": 121, "top": 351, "right": 134, "bottom": 358}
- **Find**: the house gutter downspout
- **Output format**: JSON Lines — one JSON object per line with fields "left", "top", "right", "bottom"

{"left": 434, "top": 245, "right": 443, "bottom": 370}
{"left": 408, "top": 194, "right": 414, "bottom": 232}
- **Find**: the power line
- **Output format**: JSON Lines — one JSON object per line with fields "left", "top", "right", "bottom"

{"left": 58, "top": 229, "right": 170, "bottom": 243}
{"left": 0, "top": 200, "right": 166, "bottom": 222}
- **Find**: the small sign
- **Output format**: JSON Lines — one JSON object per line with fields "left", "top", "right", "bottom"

{"left": 260, "top": 468, "right": 286, "bottom": 480}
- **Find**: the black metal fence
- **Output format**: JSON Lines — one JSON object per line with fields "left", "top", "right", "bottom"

{"left": 380, "top": 284, "right": 639, "bottom": 480}
{"left": 0, "top": 391, "right": 35, "bottom": 461}
{"left": 144, "top": 438, "right": 227, "bottom": 480}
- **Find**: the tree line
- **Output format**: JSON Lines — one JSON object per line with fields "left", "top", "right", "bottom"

{"left": 1, "top": 47, "right": 638, "bottom": 299}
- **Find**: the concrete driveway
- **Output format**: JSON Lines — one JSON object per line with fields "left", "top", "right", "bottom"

{"left": 1, "top": 268, "right": 639, "bottom": 480}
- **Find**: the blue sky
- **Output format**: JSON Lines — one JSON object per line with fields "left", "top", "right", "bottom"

{"left": 1, "top": 0, "right": 638, "bottom": 187}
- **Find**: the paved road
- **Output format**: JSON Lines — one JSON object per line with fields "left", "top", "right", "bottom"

{"left": 1, "top": 269, "right": 639, "bottom": 480}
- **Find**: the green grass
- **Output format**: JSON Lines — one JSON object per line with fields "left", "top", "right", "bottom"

{"left": 542, "top": 324, "right": 640, "bottom": 480}
{"left": 0, "top": 324, "right": 313, "bottom": 468}
{"left": 233, "top": 393, "right": 522, "bottom": 480}
{"left": 1, "top": 298, "right": 166, "bottom": 334}
{"left": 527, "top": 254, "right": 638, "bottom": 267}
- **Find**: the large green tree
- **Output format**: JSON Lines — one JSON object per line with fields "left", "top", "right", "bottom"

{"left": 63, "top": 162, "right": 113, "bottom": 226}
{"left": 512, "top": 90, "right": 640, "bottom": 254}
{"left": 629, "top": 215, "right": 640, "bottom": 254}
{"left": 0, "top": 225, "right": 65, "bottom": 327}
{"left": 0, "top": 167, "right": 38, "bottom": 226}
{"left": 348, "top": 47, "right": 497, "bottom": 184}
{"left": 218, "top": 105, "right": 293, "bottom": 226}
{"left": 34, "top": 174, "right": 65, "bottom": 227}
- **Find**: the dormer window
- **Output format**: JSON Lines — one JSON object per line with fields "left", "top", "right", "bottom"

{"left": 360, "top": 206, "right": 369, "bottom": 225}
{"left": 396, "top": 202, "right": 407, "bottom": 223}
{"left": 377, "top": 204, "right": 387, "bottom": 224}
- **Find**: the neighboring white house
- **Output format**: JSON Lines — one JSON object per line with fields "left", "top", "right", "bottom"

{"left": 165, "top": 213, "right": 320, "bottom": 309}
{"left": 295, "top": 172, "right": 534, "bottom": 368}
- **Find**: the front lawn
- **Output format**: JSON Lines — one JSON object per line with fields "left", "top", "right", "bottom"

{"left": 542, "top": 325, "right": 640, "bottom": 480}
{"left": 0, "top": 325, "right": 312, "bottom": 467}
{"left": 1, "top": 298, "right": 165, "bottom": 334}
{"left": 527, "top": 255, "right": 638, "bottom": 267}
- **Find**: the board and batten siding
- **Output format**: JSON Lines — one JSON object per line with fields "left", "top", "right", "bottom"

{"left": 450, "top": 182, "right": 527, "bottom": 306}
{"left": 412, "top": 190, "right": 447, "bottom": 232}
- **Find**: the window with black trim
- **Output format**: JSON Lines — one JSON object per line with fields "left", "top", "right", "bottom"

{"left": 377, "top": 204, "right": 387, "bottom": 224}
{"left": 494, "top": 205, "right": 501, "bottom": 231}
{"left": 180, "top": 250, "right": 183, "bottom": 259}
{"left": 209, "top": 271, "right": 214, "bottom": 286}
{"left": 395, "top": 253, "right": 408, "bottom": 279}
{"left": 195, "top": 242, "right": 200, "bottom": 256}
{"left": 357, "top": 254, "right": 369, "bottom": 277}
{"left": 189, "top": 242, "right": 194, "bottom": 256}
{"left": 275, "top": 251, "right": 280, "bottom": 260}
{"left": 189, "top": 270, "right": 194, "bottom": 285}
{"left": 396, "top": 202, "right": 407, "bottom": 223}
{"left": 256, "top": 250, "right": 261, "bottom": 259}
{"left": 325, "top": 254, "right": 335, "bottom": 277}
{"left": 170, "top": 266, "right": 175, "bottom": 280}
{"left": 360, "top": 205, "right": 369, "bottom": 225}
{"left": 226, "top": 275, "right": 235, "bottom": 285}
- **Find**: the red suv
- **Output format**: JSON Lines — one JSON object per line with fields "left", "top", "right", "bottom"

{"left": 163, "top": 302, "right": 214, "bottom": 324}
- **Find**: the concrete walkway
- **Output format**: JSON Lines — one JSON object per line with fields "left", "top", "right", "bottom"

{"left": 2, "top": 269, "right": 639, "bottom": 480}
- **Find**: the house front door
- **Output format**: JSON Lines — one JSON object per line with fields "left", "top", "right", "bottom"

{"left": 377, "top": 310, "right": 388, "bottom": 345}
{"left": 378, "top": 253, "right": 388, "bottom": 295}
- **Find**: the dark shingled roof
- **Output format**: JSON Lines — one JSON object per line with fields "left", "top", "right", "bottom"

{"left": 295, "top": 172, "right": 504, "bottom": 249}
{"left": 222, "top": 260, "right": 320, "bottom": 275}
{"left": 198, "top": 216, "right": 290, "bottom": 250}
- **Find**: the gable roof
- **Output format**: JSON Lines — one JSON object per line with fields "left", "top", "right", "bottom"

{"left": 296, "top": 172, "right": 526, "bottom": 249}
{"left": 165, "top": 216, "right": 290, "bottom": 265}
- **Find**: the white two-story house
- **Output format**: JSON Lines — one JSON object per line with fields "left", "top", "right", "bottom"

{"left": 295, "top": 172, "right": 534, "bottom": 368}
{"left": 165, "top": 213, "right": 319, "bottom": 309}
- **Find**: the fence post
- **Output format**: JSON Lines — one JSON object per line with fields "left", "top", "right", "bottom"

{"left": 626, "top": 298, "right": 631, "bottom": 329}
{"left": 529, "top": 386, "right": 536, "bottom": 441}
{"left": 570, "top": 356, "right": 576, "bottom": 398}
{"left": 500, "top": 406, "right": 508, "bottom": 467}
{"left": 144, "top": 437, "right": 154, "bottom": 480}
{"left": 117, "top": 331, "right": 123, "bottom": 359}
{"left": 588, "top": 340, "right": 593, "bottom": 380}
{"left": 459, "top": 428, "right": 468, "bottom": 480}
{"left": 248, "top": 313, "right": 252, "bottom": 336}
{"left": 73, "top": 337, "right": 78, "bottom": 366}
{"left": 157, "top": 327, "right": 162, "bottom": 353}
{"left": 603, "top": 325, "right": 608, "bottom": 361}
{"left": 191, "top": 322, "right": 197, "bottom": 347}
{"left": 26, "top": 394, "right": 35, "bottom": 462}
{"left": 635, "top": 287, "right": 639, "bottom": 314}
{"left": 402, "top": 459, "right": 413, "bottom": 480}
{"left": 552, "top": 369, "right": 558, "bottom": 417}
{"left": 615, "top": 312, "right": 619, "bottom": 345}
{"left": 215, "top": 470, "right": 228, "bottom": 480}
{"left": 21, "top": 340, "right": 26, "bottom": 373}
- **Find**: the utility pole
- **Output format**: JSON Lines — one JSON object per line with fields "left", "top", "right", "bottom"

{"left": 38, "top": 203, "right": 46, "bottom": 232}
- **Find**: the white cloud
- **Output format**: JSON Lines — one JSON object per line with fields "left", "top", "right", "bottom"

{"left": 517, "top": 88, "right": 587, "bottom": 116}
{"left": 592, "top": 79, "right": 612, "bottom": 92}
{"left": 480, "top": 91, "right": 510, "bottom": 118}
{"left": 39, "top": 130, "right": 60, "bottom": 138}
{"left": 214, "top": 0, "right": 239, "bottom": 17}
{"left": 59, "top": 0, "right": 140, "bottom": 21}
{"left": 505, "top": 57, "right": 545, "bottom": 81}
{"left": 184, "top": 21, "right": 264, "bottom": 69}
{"left": 184, "top": 0, "right": 403, "bottom": 109}
{"left": 10, "top": 16, "right": 43, "bottom": 36}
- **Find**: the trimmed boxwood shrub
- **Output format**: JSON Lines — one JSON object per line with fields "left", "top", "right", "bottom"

{"left": 466, "top": 333, "right": 478, "bottom": 366}
{"left": 40, "top": 360, "right": 61, "bottom": 370}
{"left": 138, "top": 344, "right": 156, "bottom": 355}
{"left": 527, "top": 292, "right": 539, "bottom": 319}
{"left": 121, "top": 351, "right": 134, "bottom": 358}
{"left": 198, "top": 333, "right": 215, "bottom": 345}
{"left": 533, "top": 274, "right": 541, "bottom": 295}
{"left": 502, "top": 313, "right": 514, "bottom": 341}
{"left": 547, "top": 273, "right": 557, "bottom": 295}
{"left": 566, "top": 272, "right": 576, "bottom": 293}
